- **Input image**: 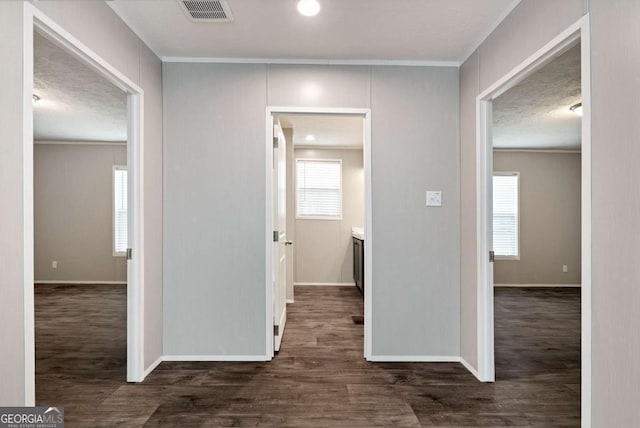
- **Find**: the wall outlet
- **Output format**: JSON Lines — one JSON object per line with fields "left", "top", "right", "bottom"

{"left": 426, "top": 191, "right": 442, "bottom": 207}
{"left": 52, "top": 261, "right": 58, "bottom": 269}
{"left": 562, "top": 264, "right": 568, "bottom": 273}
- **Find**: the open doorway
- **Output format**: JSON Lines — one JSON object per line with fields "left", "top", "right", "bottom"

{"left": 32, "top": 30, "right": 129, "bottom": 403}
{"left": 265, "top": 108, "right": 372, "bottom": 360}
{"left": 23, "top": 5, "right": 146, "bottom": 404}
{"left": 475, "top": 16, "right": 591, "bottom": 423}
{"left": 490, "top": 43, "right": 582, "bottom": 391}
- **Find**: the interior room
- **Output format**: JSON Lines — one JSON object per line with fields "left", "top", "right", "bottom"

{"left": 2, "top": 1, "right": 640, "bottom": 427}
{"left": 32, "top": 31, "right": 129, "bottom": 403}
{"left": 490, "top": 43, "right": 582, "bottom": 393}
{"left": 275, "top": 113, "right": 365, "bottom": 352}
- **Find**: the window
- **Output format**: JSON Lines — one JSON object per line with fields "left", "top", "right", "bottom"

{"left": 113, "top": 166, "right": 128, "bottom": 256}
{"left": 296, "top": 159, "right": 342, "bottom": 219}
{"left": 493, "top": 172, "right": 519, "bottom": 259}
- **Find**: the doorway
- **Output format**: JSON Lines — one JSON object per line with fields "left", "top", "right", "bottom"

{"left": 22, "top": 4, "right": 145, "bottom": 404}
{"left": 490, "top": 42, "right": 583, "bottom": 404}
{"left": 265, "top": 107, "right": 372, "bottom": 360}
{"left": 475, "top": 15, "right": 591, "bottom": 423}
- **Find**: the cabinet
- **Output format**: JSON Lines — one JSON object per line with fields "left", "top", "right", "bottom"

{"left": 352, "top": 237, "right": 364, "bottom": 296}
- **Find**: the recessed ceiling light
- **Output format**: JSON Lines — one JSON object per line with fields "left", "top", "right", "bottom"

{"left": 32, "top": 94, "right": 40, "bottom": 103}
{"left": 570, "top": 102, "right": 583, "bottom": 117}
{"left": 305, "top": 134, "right": 316, "bottom": 141}
{"left": 297, "top": 0, "right": 320, "bottom": 17}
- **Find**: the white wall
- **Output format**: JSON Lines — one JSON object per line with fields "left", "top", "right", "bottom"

{"left": 34, "top": 143, "right": 127, "bottom": 283}
{"left": 163, "top": 63, "right": 268, "bottom": 357}
{"left": 294, "top": 148, "right": 364, "bottom": 285}
{"left": 0, "top": 1, "right": 163, "bottom": 404}
{"left": 590, "top": 1, "right": 640, "bottom": 425}
{"left": 163, "top": 63, "right": 461, "bottom": 359}
{"left": 493, "top": 151, "right": 581, "bottom": 285}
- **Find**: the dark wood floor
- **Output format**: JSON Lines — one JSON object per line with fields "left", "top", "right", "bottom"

{"left": 35, "top": 284, "right": 580, "bottom": 427}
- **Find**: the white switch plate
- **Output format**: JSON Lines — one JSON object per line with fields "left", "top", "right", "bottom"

{"left": 52, "top": 261, "right": 58, "bottom": 269}
{"left": 563, "top": 264, "right": 568, "bottom": 273}
{"left": 426, "top": 191, "right": 442, "bottom": 207}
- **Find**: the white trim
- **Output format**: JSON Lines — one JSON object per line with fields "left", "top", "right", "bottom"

{"left": 363, "top": 110, "right": 373, "bottom": 361}
{"left": 367, "top": 355, "right": 460, "bottom": 362}
{"left": 266, "top": 106, "right": 372, "bottom": 363}
{"left": 22, "top": 10, "right": 35, "bottom": 406}
{"left": 265, "top": 110, "right": 274, "bottom": 360}
{"left": 286, "top": 299, "right": 295, "bottom": 304}
{"left": 162, "top": 56, "right": 460, "bottom": 67}
{"left": 580, "top": 17, "right": 592, "bottom": 428}
{"left": 34, "top": 281, "right": 127, "bottom": 285}
{"left": 34, "top": 140, "right": 127, "bottom": 146}
{"left": 474, "top": 14, "right": 591, "bottom": 427}
{"left": 494, "top": 283, "right": 581, "bottom": 288}
{"left": 459, "top": 357, "right": 482, "bottom": 381}
{"left": 142, "top": 356, "right": 163, "bottom": 378}
{"left": 460, "top": 0, "right": 523, "bottom": 64}
{"left": 294, "top": 282, "right": 356, "bottom": 287}
{"left": 493, "top": 148, "right": 581, "bottom": 154}
{"left": 163, "top": 355, "right": 270, "bottom": 362}
{"left": 23, "top": 4, "right": 147, "bottom": 400}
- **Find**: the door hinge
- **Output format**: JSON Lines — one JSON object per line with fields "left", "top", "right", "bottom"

{"left": 273, "top": 137, "right": 279, "bottom": 149}
{"left": 273, "top": 325, "right": 279, "bottom": 336}
{"left": 489, "top": 250, "right": 495, "bottom": 263}
{"left": 126, "top": 248, "right": 133, "bottom": 260}
{"left": 273, "top": 231, "right": 279, "bottom": 242}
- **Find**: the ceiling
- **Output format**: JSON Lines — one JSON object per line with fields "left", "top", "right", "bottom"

{"left": 492, "top": 43, "right": 582, "bottom": 150}
{"left": 108, "top": 0, "right": 519, "bottom": 63}
{"left": 34, "top": 32, "right": 127, "bottom": 142}
{"left": 278, "top": 114, "right": 363, "bottom": 148}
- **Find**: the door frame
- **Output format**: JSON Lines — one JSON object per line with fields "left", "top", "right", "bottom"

{"left": 264, "top": 106, "right": 372, "bottom": 359}
{"left": 22, "top": 3, "right": 146, "bottom": 405}
{"left": 475, "top": 14, "right": 591, "bottom": 425}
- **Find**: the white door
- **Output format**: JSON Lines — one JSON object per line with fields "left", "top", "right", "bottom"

{"left": 273, "top": 120, "right": 288, "bottom": 352}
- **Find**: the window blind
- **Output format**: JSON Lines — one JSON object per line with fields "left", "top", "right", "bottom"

{"left": 493, "top": 173, "right": 519, "bottom": 257}
{"left": 114, "top": 167, "right": 128, "bottom": 254}
{"left": 296, "top": 159, "right": 342, "bottom": 219}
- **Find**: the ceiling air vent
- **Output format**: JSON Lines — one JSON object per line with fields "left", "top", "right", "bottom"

{"left": 178, "top": 0, "right": 234, "bottom": 22}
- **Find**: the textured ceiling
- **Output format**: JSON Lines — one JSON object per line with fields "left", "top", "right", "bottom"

{"left": 108, "top": 0, "right": 519, "bottom": 62}
{"left": 34, "top": 32, "right": 127, "bottom": 142}
{"left": 492, "top": 43, "right": 582, "bottom": 150}
{"left": 278, "top": 114, "right": 363, "bottom": 148}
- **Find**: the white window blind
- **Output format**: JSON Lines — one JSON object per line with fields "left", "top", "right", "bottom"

{"left": 113, "top": 166, "right": 128, "bottom": 255}
{"left": 493, "top": 172, "right": 519, "bottom": 258}
{"left": 296, "top": 159, "right": 342, "bottom": 219}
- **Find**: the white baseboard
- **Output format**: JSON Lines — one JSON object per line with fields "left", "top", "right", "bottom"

{"left": 494, "top": 283, "right": 581, "bottom": 287}
{"left": 459, "top": 357, "right": 482, "bottom": 381}
{"left": 294, "top": 282, "right": 355, "bottom": 286}
{"left": 367, "top": 355, "right": 460, "bottom": 362}
{"left": 35, "top": 280, "right": 127, "bottom": 285}
{"left": 162, "top": 355, "right": 270, "bottom": 362}
{"left": 142, "top": 356, "right": 163, "bottom": 379}
{"left": 286, "top": 299, "right": 294, "bottom": 304}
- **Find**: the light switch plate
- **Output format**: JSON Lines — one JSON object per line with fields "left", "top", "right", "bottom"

{"left": 426, "top": 191, "right": 442, "bottom": 207}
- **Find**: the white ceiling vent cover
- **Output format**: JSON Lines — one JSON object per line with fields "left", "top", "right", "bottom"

{"left": 178, "top": 0, "right": 234, "bottom": 22}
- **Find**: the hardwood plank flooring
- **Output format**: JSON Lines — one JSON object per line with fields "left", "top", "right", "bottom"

{"left": 35, "top": 284, "right": 580, "bottom": 426}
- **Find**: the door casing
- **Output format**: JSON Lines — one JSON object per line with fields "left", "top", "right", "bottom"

{"left": 265, "top": 107, "right": 372, "bottom": 359}
{"left": 22, "top": 3, "right": 146, "bottom": 405}
{"left": 474, "top": 14, "right": 592, "bottom": 427}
